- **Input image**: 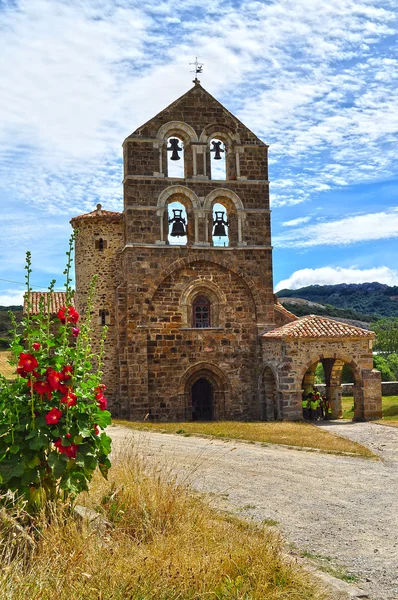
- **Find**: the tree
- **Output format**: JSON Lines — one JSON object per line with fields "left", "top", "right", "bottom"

{"left": 371, "top": 317, "right": 398, "bottom": 354}
{"left": 373, "top": 355, "right": 395, "bottom": 382}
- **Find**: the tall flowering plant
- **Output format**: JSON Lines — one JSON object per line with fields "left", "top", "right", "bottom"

{"left": 0, "top": 235, "right": 111, "bottom": 514}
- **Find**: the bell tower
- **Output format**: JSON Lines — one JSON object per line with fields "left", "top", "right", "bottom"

{"left": 117, "top": 81, "right": 275, "bottom": 420}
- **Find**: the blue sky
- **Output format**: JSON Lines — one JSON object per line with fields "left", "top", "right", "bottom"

{"left": 0, "top": 0, "right": 397, "bottom": 303}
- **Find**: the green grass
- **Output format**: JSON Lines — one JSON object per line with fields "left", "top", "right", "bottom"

{"left": 342, "top": 395, "right": 398, "bottom": 423}
{"left": 115, "top": 419, "right": 376, "bottom": 458}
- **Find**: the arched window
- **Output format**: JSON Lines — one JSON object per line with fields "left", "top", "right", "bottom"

{"left": 193, "top": 296, "right": 210, "bottom": 328}
{"left": 168, "top": 201, "right": 188, "bottom": 245}
{"left": 210, "top": 138, "right": 226, "bottom": 180}
{"left": 95, "top": 238, "right": 107, "bottom": 251}
{"left": 212, "top": 202, "right": 229, "bottom": 247}
{"left": 167, "top": 137, "right": 184, "bottom": 178}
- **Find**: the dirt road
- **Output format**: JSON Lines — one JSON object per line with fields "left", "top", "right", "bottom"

{"left": 110, "top": 422, "right": 398, "bottom": 600}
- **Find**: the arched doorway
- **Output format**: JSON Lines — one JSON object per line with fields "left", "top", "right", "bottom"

{"left": 192, "top": 377, "right": 213, "bottom": 421}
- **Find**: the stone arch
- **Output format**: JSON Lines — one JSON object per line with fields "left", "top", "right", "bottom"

{"left": 199, "top": 124, "right": 241, "bottom": 145}
{"left": 157, "top": 121, "right": 198, "bottom": 144}
{"left": 179, "top": 279, "right": 227, "bottom": 328}
{"left": 299, "top": 353, "right": 363, "bottom": 421}
{"left": 179, "top": 362, "right": 230, "bottom": 420}
{"left": 203, "top": 188, "right": 244, "bottom": 211}
{"left": 143, "top": 255, "right": 260, "bottom": 320}
{"left": 157, "top": 185, "right": 200, "bottom": 210}
{"left": 260, "top": 364, "right": 280, "bottom": 421}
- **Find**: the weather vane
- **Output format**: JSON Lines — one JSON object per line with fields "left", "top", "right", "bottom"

{"left": 190, "top": 57, "right": 203, "bottom": 83}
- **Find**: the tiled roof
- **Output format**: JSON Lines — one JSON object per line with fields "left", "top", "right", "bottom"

{"left": 24, "top": 292, "right": 72, "bottom": 315}
{"left": 274, "top": 302, "right": 298, "bottom": 321}
{"left": 262, "top": 314, "right": 374, "bottom": 339}
{"left": 70, "top": 203, "right": 122, "bottom": 223}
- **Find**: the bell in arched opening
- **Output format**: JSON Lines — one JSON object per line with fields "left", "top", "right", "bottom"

{"left": 169, "top": 208, "right": 186, "bottom": 237}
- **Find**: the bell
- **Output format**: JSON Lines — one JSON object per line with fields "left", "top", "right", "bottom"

{"left": 169, "top": 209, "right": 186, "bottom": 237}
{"left": 167, "top": 138, "right": 182, "bottom": 161}
{"left": 213, "top": 211, "right": 229, "bottom": 237}
{"left": 210, "top": 140, "right": 225, "bottom": 160}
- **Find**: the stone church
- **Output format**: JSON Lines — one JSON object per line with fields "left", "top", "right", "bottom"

{"left": 67, "top": 81, "right": 382, "bottom": 422}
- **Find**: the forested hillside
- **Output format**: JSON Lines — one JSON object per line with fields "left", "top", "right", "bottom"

{"left": 277, "top": 283, "right": 398, "bottom": 321}
{"left": 0, "top": 306, "right": 23, "bottom": 348}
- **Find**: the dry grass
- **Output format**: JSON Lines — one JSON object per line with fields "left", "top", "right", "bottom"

{"left": 0, "top": 448, "right": 327, "bottom": 600}
{"left": 342, "top": 396, "right": 398, "bottom": 425}
{"left": 0, "top": 351, "right": 14, "bottom": 380}
{"left": 115, "top": 420, "right": 376, "bottom": 458}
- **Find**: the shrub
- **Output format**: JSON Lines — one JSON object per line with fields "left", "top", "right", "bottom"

{"left": 0, "top": 236, "right": 112, "bottom": 515}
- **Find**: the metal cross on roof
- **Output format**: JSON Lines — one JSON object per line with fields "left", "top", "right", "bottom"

{"left": 190, "top": 57, "right": 203, "bottom": 83}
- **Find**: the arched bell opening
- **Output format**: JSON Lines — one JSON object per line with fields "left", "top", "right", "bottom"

{"left": 212, "top": 202, "right": 229, "bottom": 247}
{"left": 166, "top": 201, "right": 188, "bottom": 246}
{"left": 166, "top": 136, "right": 185, "bottom": 178}
{"left": 207, "top": 197, "right": 238, "bottom": 246}
{"left": 210, "top": 138, "right": 226, "bottom": 180}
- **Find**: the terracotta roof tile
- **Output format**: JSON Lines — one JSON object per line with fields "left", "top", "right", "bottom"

{"left": 262, "top": 314, "right": 374, "bottom": 339}
{"left": 274, "top": 302, "right": 298, "bottom": 321}
{"left": 24, "top": 292, "right": 72, "bottom": 315}
{"left": 70, "top": 203, "right": 122, "bottom": 223}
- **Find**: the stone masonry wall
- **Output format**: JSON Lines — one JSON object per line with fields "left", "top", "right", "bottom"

{"left": 146, "top": 260, "right": 259, "bottom": 420}
{"left": 72, "top": 216, "right": 123, "bottom": 411}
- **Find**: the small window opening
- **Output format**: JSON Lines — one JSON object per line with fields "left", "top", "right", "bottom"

{"left": 193, "top": 296, "right": 211, "bottom": 328}
{"left": 210, "top": 138, "right": 226, "bottom": 180}
{"left": 95, "top": 238, "right": 107, "bottom": 251}
{"left": 167, "top": 137, "right": 184, "bottom": 178}
{"left": 212, "top": 202, "right": 229, "bottom": 247}
{"left": 99, "top": 309, "right": 109, "bottom": 326}
{"left": 168, "top": 201, "right": 187, "bottom": 245}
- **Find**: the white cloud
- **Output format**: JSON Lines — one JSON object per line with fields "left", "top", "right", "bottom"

{"left": 282, "top": 216, "right": 311, "bottom": 227}
{"left": 274, "top": 208, "right": 398, "bottom": 247}
{"left": 275, "top": 266, "right": 398, "bottom": 292}
{"left": 0, "top": 289, "right": 25, "bottom": 306}
{"left": 0, "top": 0, "right": 397, "bottom": 214}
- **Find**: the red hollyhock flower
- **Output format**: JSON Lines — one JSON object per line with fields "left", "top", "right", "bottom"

{"left": 72, "top": 327, "right": 80, "bottom": 337}
{"left": 18, "top": 353, "right": 38, "bottom": 373}
{"left": 68, "top": 306, "right": 79, "bottom": 324}
{"left": 62, "top": 365, "right": 73, "bottom": 379}
{"left": 47, "top": 370, "right": 65, "bottom": 391}
{"left": 57, "top": 305, "right": 79, "bottom": 324}
{"left": 93, "top": 424, "right": 100, "bottom": 435}
{"left": 98, "top": 396, "right": 107, "bottom": 411}
{"left": 32, "top": 342, "right": 41, "bottom": 351}
{"left": 95, "top": 384, "right": 106, "bottom": 393}
{"left": 58, "top": 383, "right": 68, "bottom": 395}
{"left": 45, "top": 407, "right": 62, "bottom": 425}
{"left": 64, "top": 444, "right": 79, "bottom": 459}
{"left": 95, "top": 391, "right": 104, "bottom": 400}
{"left": 61, "top": 391, "right": 77, "bottom": 407}
{"left": 16, "top": 366, "right": 28, "bottom": 378}
{"left": 33, "top": 380, "right": 52, "bottom": 395}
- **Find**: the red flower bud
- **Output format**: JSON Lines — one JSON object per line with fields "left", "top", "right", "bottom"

{"left": 62, "top": 365, "right": 73, "bottom": 379}
{"left": 98, "top": 396, "right": 107, "bottom": 411}
{"left": 65, "top": 433, "right": 72, "bottom": 439}
{"left": 93, "top": 425, "right": 100, "bottom": 435}
{"left": 32, "top": 342, "right": 41, "bottom": 351}
{"left": 72, "top": 327, "right": 80, "bottom": 337}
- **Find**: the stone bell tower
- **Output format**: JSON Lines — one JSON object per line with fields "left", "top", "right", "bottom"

{"left": 116, "top": 81, "right": 276, "bottom": 420}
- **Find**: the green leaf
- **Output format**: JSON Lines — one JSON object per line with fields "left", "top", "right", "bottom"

{"left": 9, "top": 444, "right": 20, "bottom": 454}
{"left": 48, "top": 452, "right": 67, "bottom": 478}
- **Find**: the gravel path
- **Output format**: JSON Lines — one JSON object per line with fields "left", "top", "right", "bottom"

{"left": 110, "top": 423, "right": 398, "bottom": 600}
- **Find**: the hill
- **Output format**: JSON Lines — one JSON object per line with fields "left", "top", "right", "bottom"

{"left": 0, "top": 305, "right": 23, "bottom": 348}
{"left": 276, "top": 282, "right": 398, "bottom": 322}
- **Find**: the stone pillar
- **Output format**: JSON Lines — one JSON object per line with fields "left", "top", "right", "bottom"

{"left": 280, "top": 389, "right": 303, "bottom": 421}
{"left": 362, "top": 369, "right": 382, "bottom": 420}
{"left": 326, "top": 384, "right": 342, "bottom": 419}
